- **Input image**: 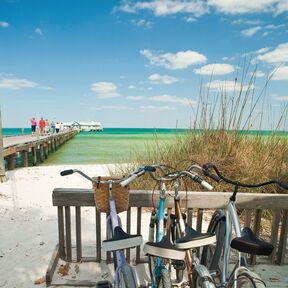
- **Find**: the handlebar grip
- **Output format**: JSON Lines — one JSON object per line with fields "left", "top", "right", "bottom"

{"left": 60, "top": 169, "right": 74, "bottom": 176}
{"left": 120, "top": 174, "right": 138, "bottom": 187}
{"left": 144, "top": 166, "right": 156, "bottom": 172}
{"left": 200, "top": 180, "right": 213, "bottom": 191}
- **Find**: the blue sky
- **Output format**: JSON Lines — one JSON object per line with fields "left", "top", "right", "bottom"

{"left": 0, "top": 0, "right": 287, "bottom": 129}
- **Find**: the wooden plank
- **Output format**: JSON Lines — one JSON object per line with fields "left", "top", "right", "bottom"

{"left": 136, "top": 207, "right": 142, "bottom": 264}
{"left": 95, "top": 209, "right": 101, "bottom": 263}
{"left": 52, "top": 189, "right": 288, "bottom": 210}
{"left": 126, "top": 207, "right": 131, "bottom": 263}
{"left": 187, "top": 208, "right": 193, "bottom": 227}
{"left": 244, "top": 209, "right": 252, "bottom": 228}
{"left": 277, "top": 210, "right": 288, "bottom": 265}
{"left": 65, "top": 206, "right": 72, "bottom": 261}
{"left": 75, "top": 206, "right": 82, "bottom": 262}
{"left": 46, "top": 244, "right": 60, "bottom": 285}
{"left": 250, "top": 209, "right": 262, "bottom": 265}
{"left": 269, "top": 210, "right": 281, "bottom": 264}
{"left": 106, "top": 212, "right": 112, "bottom": 264}
{"left": 58, "top": 206, "right": 65, "bottom": 259}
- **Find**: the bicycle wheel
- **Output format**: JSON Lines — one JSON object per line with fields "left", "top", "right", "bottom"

{"left": 119, "top": 264, "right": 137, "bottom": 288}
{"left": 201, "top": 209, "right": 226, "bottom": 283}
{"left": 157, "top": 268, "right": 172, "bottom": 288}
{"left": 229, "top": 270, "right": 266, "bottom": 288}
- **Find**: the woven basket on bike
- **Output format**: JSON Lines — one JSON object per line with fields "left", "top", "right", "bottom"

{"left": 92, "top": 176, "right": 129, "bottom": 213}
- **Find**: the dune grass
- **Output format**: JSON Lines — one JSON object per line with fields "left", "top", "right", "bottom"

{"left": 125, "top": 66, "right": 288, "bottom": 193}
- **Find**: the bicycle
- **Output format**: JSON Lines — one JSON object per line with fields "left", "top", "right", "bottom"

{"left": 60, "top": 168, "right": 144, "bottom": 288}
{"left": 122, "top": 164, "right": 218, "bottom": 287}
{"left": 197, "top": 163, "right": 288, "bottom": 288}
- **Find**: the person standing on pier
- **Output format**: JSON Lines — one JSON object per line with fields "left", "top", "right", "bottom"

{"left": 30, "top": 117, "right": 37, "bottom": 135}
{"left": 39, "top": 117, "right": 46, "bottom": 136}
{"left": 45, "top": 119, "right": 50, "bottom": 135}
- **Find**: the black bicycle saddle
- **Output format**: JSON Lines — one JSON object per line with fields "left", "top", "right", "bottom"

{"left": 230, "top": 227, "right": 273, "bottom": 256}
{"left": 102, "top": 226, "right": 142, "bottom": 251}
{"left": 144, "top": 235, "right": 186, "bottom": 260}
{"left": 175, "top": 225, "right": 216, "bottom": 249}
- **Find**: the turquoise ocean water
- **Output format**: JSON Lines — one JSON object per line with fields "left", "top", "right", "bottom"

{"left": 2, "top": 128, "right": 186, "bottom": 164}
{"left": 2, "top": 127, "right": 286, "bottom": 165}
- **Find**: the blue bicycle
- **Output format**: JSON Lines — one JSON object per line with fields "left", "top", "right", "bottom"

{"left": 123, "top": 164, "right": 217, "bottom": 287}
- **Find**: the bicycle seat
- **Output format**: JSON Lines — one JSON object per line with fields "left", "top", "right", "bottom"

{"left": 175, "top": 226, "right": 216, "bottom": 249}
{"left": 102, "top": 226, "right": 143, "bottom": 252}
{"left": 230, "top": 227, "right": 273, "bottom": 256}
{"left": 143, "top": 235, "right": 186, "bottom": 260}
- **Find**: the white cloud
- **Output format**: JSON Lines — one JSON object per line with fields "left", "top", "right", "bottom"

{"left": 270, "top": 66, "right": 288, "bottom": 80}
{"left": 91, "top": 82, "right": 120, "bottom": 99}
{"left": 117, "top": 0, "right": 288, "bottom": 18}
{"left": 140, "top": 105, "right": 176, "bottom": 112}
{"left": 130, "top": 19, "right": 153, "bottom": 29}
{"left": 126, "top": 96, "right": 144, "bottom": 100}
{"left": 150, "top": 94, "right": 194, "bottom": 106}
{"left": 274, "top": 96, "right": 288, "bottom": 101}
{"left": 185, "top": 16, "right": 197, "bottom": 22}
{"left": 148, "top": 73, "right": 178, "bottom": 84}
{"left": 274, "top": 1, "right": 288, "bottom": 14}
{"left": 35, "top": 27, "right": 43, "bottom": 36}
{"left": 248, "top": 70, "right": 266, "bottom": 78}
{"left": 0, "top": 21, "right": 9, "bottom": 28}
{"left": 241, "top": 26, "right": 261, "bottom": 37}
{"left": 257, "top": 42, "right": 288, "bottom": 63}
{"left": 118, "top": 0, "right": 209, "bottom": 17}
{"left": 207, "top": 80, "right": 254, "bottom": 92}
{"left": 128, "top": 85, "right": 136, "bottom": 89}
{"left": 194, "top": 63, "right": 235, "bottom": 75}
{"left": 208, "top": 0, "right": 280, "bottom": 14}
{"left": 0, "top": 77, "right": 40, "bottom": 89}
{"left": 253, "top": 47, "right": 271, "bottom": 54}
{"left": 140, "top": 49, "right": 207, "bottom": 69}
{"left": 265, "top": 24, "right": 285, "bottom": 30}
{"left": 231, "top": 19, "right": 263, "bottom": 25}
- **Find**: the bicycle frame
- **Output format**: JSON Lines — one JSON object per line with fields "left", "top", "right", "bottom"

{"left": 106, "top": 181, "right": 138, "bottom": 287}
{"left": 173, "top": 180, "right": 194, "bottom": 285}
{"left": 150, "top": 181, "right": 169, "bottom": 288}
{"left": 222, "top": 199, "right": 244, "bottom": 287}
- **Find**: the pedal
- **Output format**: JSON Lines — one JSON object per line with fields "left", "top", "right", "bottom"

{"left": 172, "top": 260, "right": 186, "bottom": 270}
{"left": 96, "top": 280, "right": 112, "bottom": 288}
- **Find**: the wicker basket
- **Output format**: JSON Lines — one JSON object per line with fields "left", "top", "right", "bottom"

{"left": 92, "top": 176, "right": 129, "bottom": 213}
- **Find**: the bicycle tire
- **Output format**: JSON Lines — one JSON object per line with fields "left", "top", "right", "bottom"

{"left": 157, "top": 268, "right": 172, "bottom": 288}
{"left": 119, "top": 264, "right": 137, "bottom": 288}
{"left": 201, "top": 209, "right": 226, "bottom": 283}
{"left": 229, "top": 270, "right": 266, "bottom": 288}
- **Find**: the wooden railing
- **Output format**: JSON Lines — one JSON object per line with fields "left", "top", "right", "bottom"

{"left": 47, "top": 188, "right": 288, "bottom": 284}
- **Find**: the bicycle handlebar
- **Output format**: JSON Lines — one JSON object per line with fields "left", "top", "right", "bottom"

{"left": 202, "top": 163, "right": 288, "bottom": 190}
{"left": 121, "top": 164, "right": 214, "bottom": 191}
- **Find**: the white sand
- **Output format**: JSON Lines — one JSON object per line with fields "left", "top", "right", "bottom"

{"left": 0, "top": 165, "right": 287, "bottom": 288}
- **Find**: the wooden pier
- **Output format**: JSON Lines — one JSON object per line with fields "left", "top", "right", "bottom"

{"left": 1, "top": 129, "right": 78, "bottom": 172}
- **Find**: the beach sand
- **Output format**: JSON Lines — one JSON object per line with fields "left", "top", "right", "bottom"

{"left": 0, "top": 165, "right": 287, "bottom": 287}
